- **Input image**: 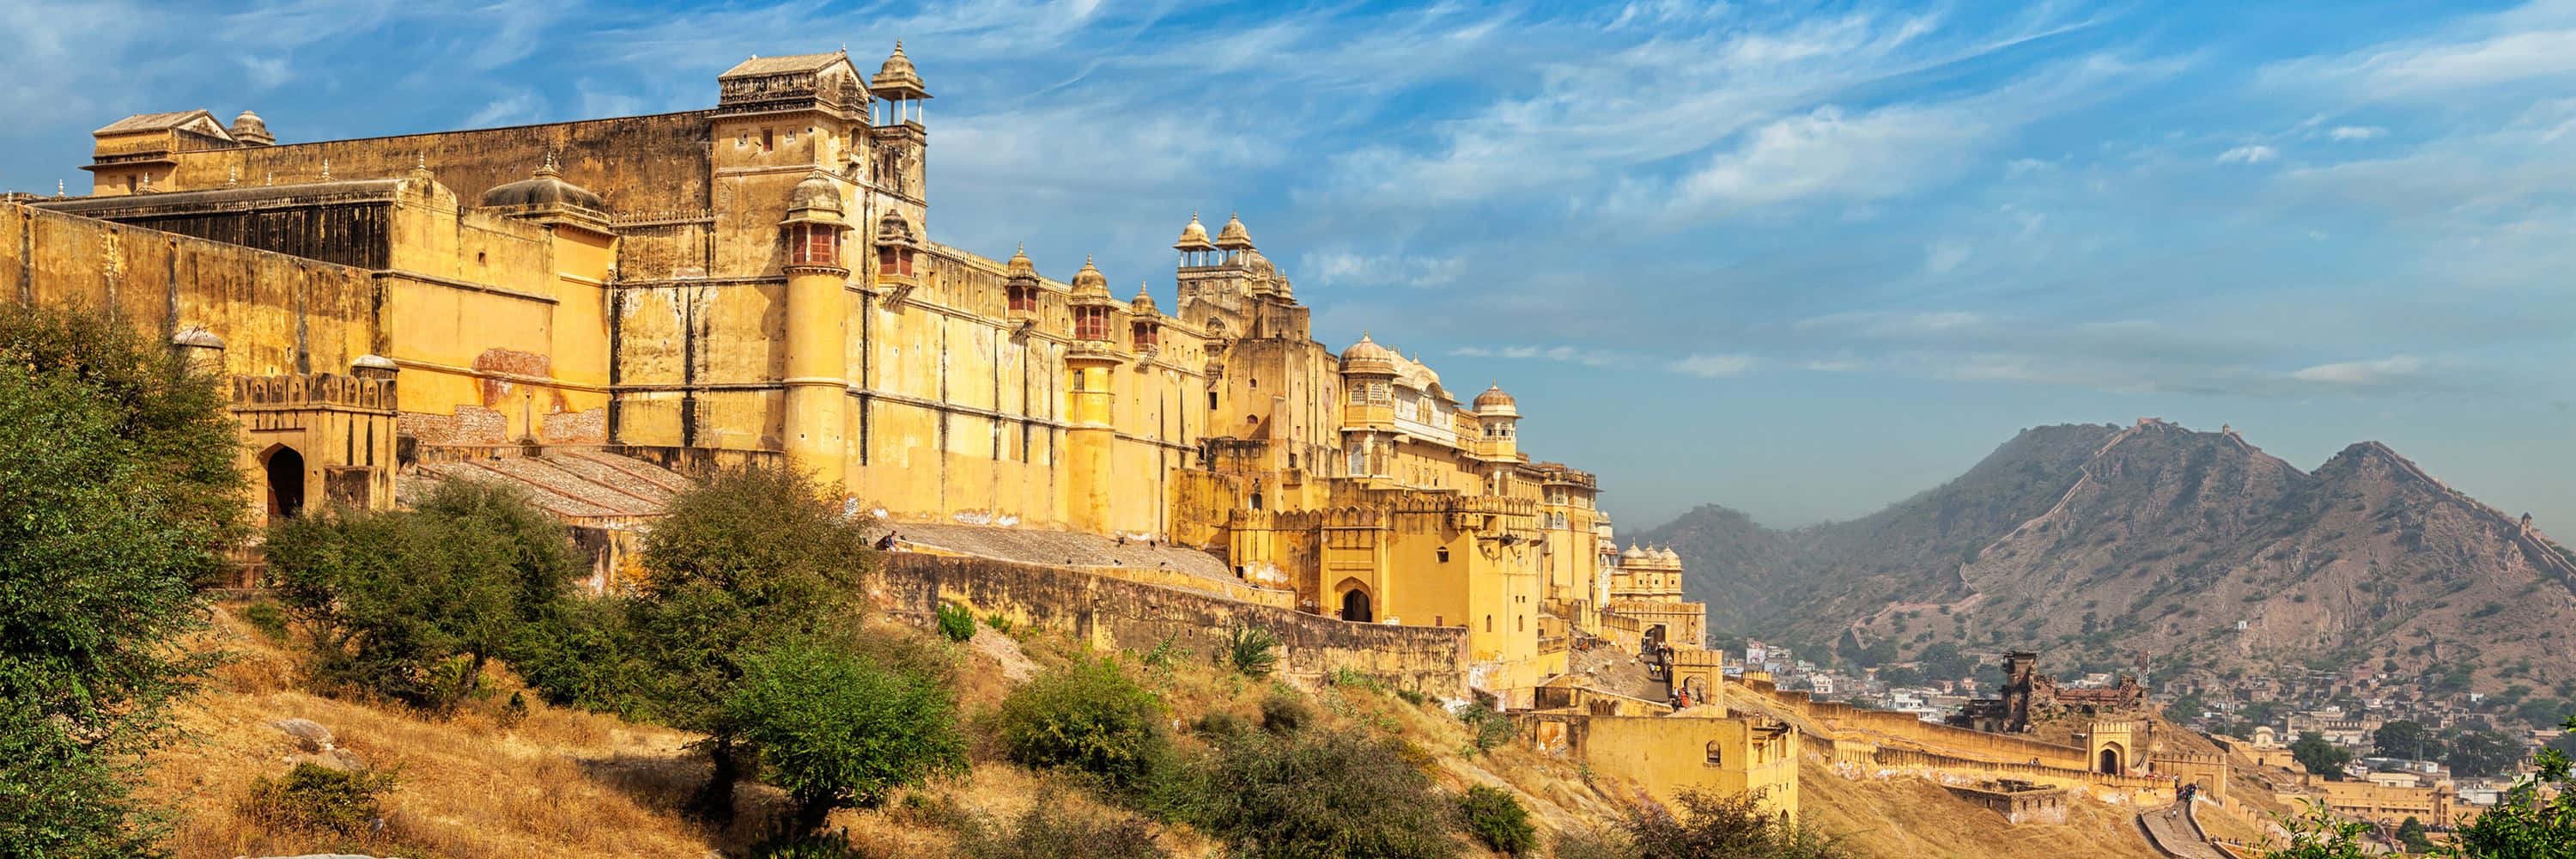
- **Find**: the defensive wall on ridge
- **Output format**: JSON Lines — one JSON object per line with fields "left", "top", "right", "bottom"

{"left": 873, "top": 553, "right": 1468, "bottom": 698}
{"left": 1737, "top": 676, "right": 2096, "bottom": 770}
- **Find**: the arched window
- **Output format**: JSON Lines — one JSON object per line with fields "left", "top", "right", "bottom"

{"left": 1249, "top": 492, "right": 1263, "bottom": 511}
{"left": 1436, "top": 547, "right": 1450, "bottom": 563}
{"left": 1705, "top": 741, "right": 1722, "bottom": 765}
{"left": 1340, "top": 588, "right": 1372, "bottom": 623}
{"left": 1485, "top": 615, "right": 1493, "bottom": 632}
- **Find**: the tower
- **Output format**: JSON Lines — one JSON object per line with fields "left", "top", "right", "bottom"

{"left": 867, "top": 42, "right": 932, "bottom": 218}
{"left": 1064, "top": 257, "right": 1122, "bottom": 533}
{"left": 780, "top": 169, "right": 851, "bottom": 484}
{"left": 1473, "top": 383, "right": 1519, "bottom": 462}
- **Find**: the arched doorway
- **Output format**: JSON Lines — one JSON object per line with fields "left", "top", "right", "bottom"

{"left": 1340, "top": 588, "right": 1372, "bottom": 623}
{"left": 1645, "top": 624, "right": 1668, "bottom": 646}
{"left": 263, "top": 444, "right": 305, "bottom": 519}
{"left": 2098, "top": 745, "right": 2123, "bottom": 775}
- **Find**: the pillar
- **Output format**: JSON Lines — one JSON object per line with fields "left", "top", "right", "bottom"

{"left": 783, "top": 259, "right": 848, "bottom": 485}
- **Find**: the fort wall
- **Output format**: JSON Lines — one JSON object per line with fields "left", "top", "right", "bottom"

{"left": 872, "top": 554, "right": 1467, "bottom": 698}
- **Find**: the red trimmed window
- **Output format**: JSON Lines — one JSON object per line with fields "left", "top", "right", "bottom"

{"left": 1073, "top": 306, "right": 1109, "bottom": 341}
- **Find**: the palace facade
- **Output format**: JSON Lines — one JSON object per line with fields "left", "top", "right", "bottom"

{"left": 8, "top": 46, "right": 1705, "bottom": 697}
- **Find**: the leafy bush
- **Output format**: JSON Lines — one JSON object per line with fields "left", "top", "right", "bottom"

{"left": 1192, "top": 711, "right": 1253, "bottom": 739}
{"left": 242, "top": 600, "right": 291, "bottom": 642}
{"left": 1189, "top": 730, "right": 1458, "bottom": 859}
{"left": 265, "top": 479, "right": 587, "bottom": 713}
{"left": 937, "top": 603, "right": 976, "bottom": 643}
{"left": 749, "top": 828, "right": 872, "bottom": 858}
{"left": 1552, "top": 826, "right": 1639, "bottom": 859}
{"left": 2, "top": 307, "right": 246, "bottom": 857}
{"left": 984, "top": 612, "right": 1015, "bottom": 635}
{"left": 1460, "top": 784, "right": 1536, "bottom": 855}
{"left": 623, "top": 462, "right": 878, "bottom": 819}
{"left": 727, "top": 640, "right": 968, "bottom": 831}
{"left": 1621, "top": 788, "right": 1846, "bottom": 859}
{"left": 1227, "top": 626, "right": 1281, "bottom": 677}
{"left": 242, "top": 763, "right": 400, "bottom": 838}
{"left": 1460, "top": 703, "right": 1516, "bottom": 754}
{"left": 959, "top": 801, "right": 1170, "bottom": 859}
{"left": 1260, "top": 691, "right": 1310, "bottom": 734}
{"left": 995, "top": 655, "right": 1169, "bottom": 792}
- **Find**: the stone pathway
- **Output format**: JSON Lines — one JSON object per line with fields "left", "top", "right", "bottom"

{"left": 2139, "top": 801, "right": 2227, "bottom": 859}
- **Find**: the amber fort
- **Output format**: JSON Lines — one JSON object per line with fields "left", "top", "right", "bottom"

{"left": 3, "top": 44, "right": 2257, "bottom": 828}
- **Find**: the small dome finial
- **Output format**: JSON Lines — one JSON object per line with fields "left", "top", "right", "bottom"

{"left": 56, "top": 180, "right": 66, "bottom": 198}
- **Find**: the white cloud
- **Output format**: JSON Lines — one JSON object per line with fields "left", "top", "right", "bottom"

{"left": 1669, "top": 353, "right": 1758, "bottom": 377}
{"left": 2328, "top": 125, "right": 2387, "bottom": 141}
{"left": 2217, "top": 144, "right": 2278, "bottom": 164}
{"left": 1450, "top": 344, "right": 1631, "bottom": 368}
{"left": 463, "top": 93, "right": 544, "bottom": 128}
{"left": 1673, "top": 103, "right": 1998, "bottom": 208}
{"left": 2291, "top": 355, "right": 2427, "bottom": 386}
{"left": 1923, "top": 240, "right": 1972, "bottom": 274}
{"left": 1299, "top": 251, "right": 1467, "bottom": 289}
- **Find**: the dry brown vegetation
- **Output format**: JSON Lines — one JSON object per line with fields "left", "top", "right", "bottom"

{"left": 151, "top": 600, "right": 2239, "bottom": 858}
{"left": 1794, "top": 759, "right": 2167, "bottom": 859}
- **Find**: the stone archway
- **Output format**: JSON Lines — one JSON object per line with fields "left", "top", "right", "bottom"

{"left": 1645, "top": 624, "right": 1668, "bottom": 646}
{"left": 1334, "top": 578, "right": 1373, "bottom": 623}
{"left": 2098, "top": 744, "right": 2123, "bottom": 775}
{"left": 262, "top": 444, "right": 305, "bottom": 519}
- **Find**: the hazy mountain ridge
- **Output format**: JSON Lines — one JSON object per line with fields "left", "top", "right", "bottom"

{"left": 1643, "top": 421, "right": 2576, "bottom": 692}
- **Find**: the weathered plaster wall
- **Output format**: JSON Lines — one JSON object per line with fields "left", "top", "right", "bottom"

{"left": 873, "top": 554, "right": 1468, "bottom": 698}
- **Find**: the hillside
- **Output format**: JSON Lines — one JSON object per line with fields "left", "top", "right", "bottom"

{"left": 158, "top": 601, "right": 2184, "bottom": 858}
{"left": 1642, "top": 420, "right": 2576, "bottom": 693}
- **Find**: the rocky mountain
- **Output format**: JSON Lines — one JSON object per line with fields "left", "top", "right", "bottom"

{"left": 1640, "top": 420, "right": 2576, "bottom": 695}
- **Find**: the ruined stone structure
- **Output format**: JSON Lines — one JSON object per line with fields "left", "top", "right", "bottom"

{"left": 11, "top": 44, "right": 1706, "bottom": 701}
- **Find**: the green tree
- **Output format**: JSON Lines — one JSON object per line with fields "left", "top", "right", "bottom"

{"left": 1460, "top": 784, "right": 1537, "bottom": 856}
{"left": 2444, "top": 728, "right": 2524, "bottom": 780}
{"left": 2395, "top": 817, "right": 2433, "bottom": 853}
{"left": 2291, "top": 732, "right": 2354, "bottom": 778}
{"left": 1917, "top": 641, "right": 1974, "bottom": 682}
{"left": 625, "top": 462, "right": 878, "bottom": 819}
{"left": 1192, "top": 730, "right": 1460, "bottom": 859}
{"left": 2374, "top": 721, "right": 2439, "bottom": 760}
{"left": 2444, "top": 716, "right": 2576, "bottom": 858}
{"left": 2263, "top": 799, "right": 2373, "bottom": 859}
{"left": 993, "top": 655, "right": 1170, "bottom": 793}
{"left": 725, "top": 639, "right": 967, "bottom": 832}
{"left": 265, "top": 479, "right": 586, "bottom": 712}
{"left": 1622, "top": 787, "right": 1847, "bottom": 859}
{"left": 0, "top": 308, "right": 246, "bottom": 857}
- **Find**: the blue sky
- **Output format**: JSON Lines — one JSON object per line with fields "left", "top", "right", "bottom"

{"left": 6, "top": 1, "right": 2573, "bottom": 533}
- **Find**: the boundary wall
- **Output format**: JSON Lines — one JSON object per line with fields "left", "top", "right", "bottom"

{"left": 875, "top": 553, "right": 1467, "bottom": 697}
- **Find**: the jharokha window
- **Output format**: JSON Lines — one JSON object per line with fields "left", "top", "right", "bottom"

{"left": 1131, "top": 319, "right": 1159, "bottom": 350}
{"left": 1073, "top": 305, "right": 1111, "bottom": 341}
{"left": 876, "top": 245, "right": 916, "bottom": 276}
{"left": 1008, "top": 284, "right": 1039, "bottom": 314}
{"left": 787, "top": 224, "right": 840, "bottom": 265}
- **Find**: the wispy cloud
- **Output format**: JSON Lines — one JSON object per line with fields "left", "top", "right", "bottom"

{"left": 1670, "top": 353, "right": 1759, "bottom": 377}
{"left": 2327, "top": 125, "right": 2386, "bottom": 141}
{"left": 2217, "top": 144, "right": 2278, "bottom": 164}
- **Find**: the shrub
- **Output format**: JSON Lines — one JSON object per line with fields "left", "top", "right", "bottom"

{"left": 995, "top": 655, "right": 1169, "bottom": 792}
{"left": 1552, "top": 826, "right": 1639, "bottom": 859}
{"left": 242, "top": 763, "right": 399, "bottom": 838}
{"left": 1460, "top": 703, "right": 1516, "bottom": 754}
{"left": 750, "top": 828, "right": 872, "bottom": 858}
{"left": 1460, "top": 785, "right": 1536, "bottom": 855}
{"left": 625, "top": 462, "right": 878, "bottom": 819}
{"left": 1621, "top": 788, "right": 1846, "bottom": 859}
{"left": 937, "top": 603, "right": 976, "bottom": 643}
{"left": 959, "top": 801, "right": 1170, "bottom": 859}
{"left": 1227, "top": 625, "right": 1281, "bottom": 677}
{"left": 1192, "top": 711, "right": 1253, "bottom": 739}
{"left": 727, "top": 640, "right": 968, "bottom": 832}
{"left": 1260, "top": 692, "right": 1310, "bottom": 734}
{"left": 984, "top": 612, "right": 1015, "bottom": 635}
{"left": 2, "top": 307, "right": 246, "bottom": 857}
{"left": 265, "top": 479, "right": 587, "bottom": 713}
{"left": 241, "top": 600, "right": 291, "bottom": 642}
{"left": 1191, "top": 730, "right": 1458, "bottom": 859}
